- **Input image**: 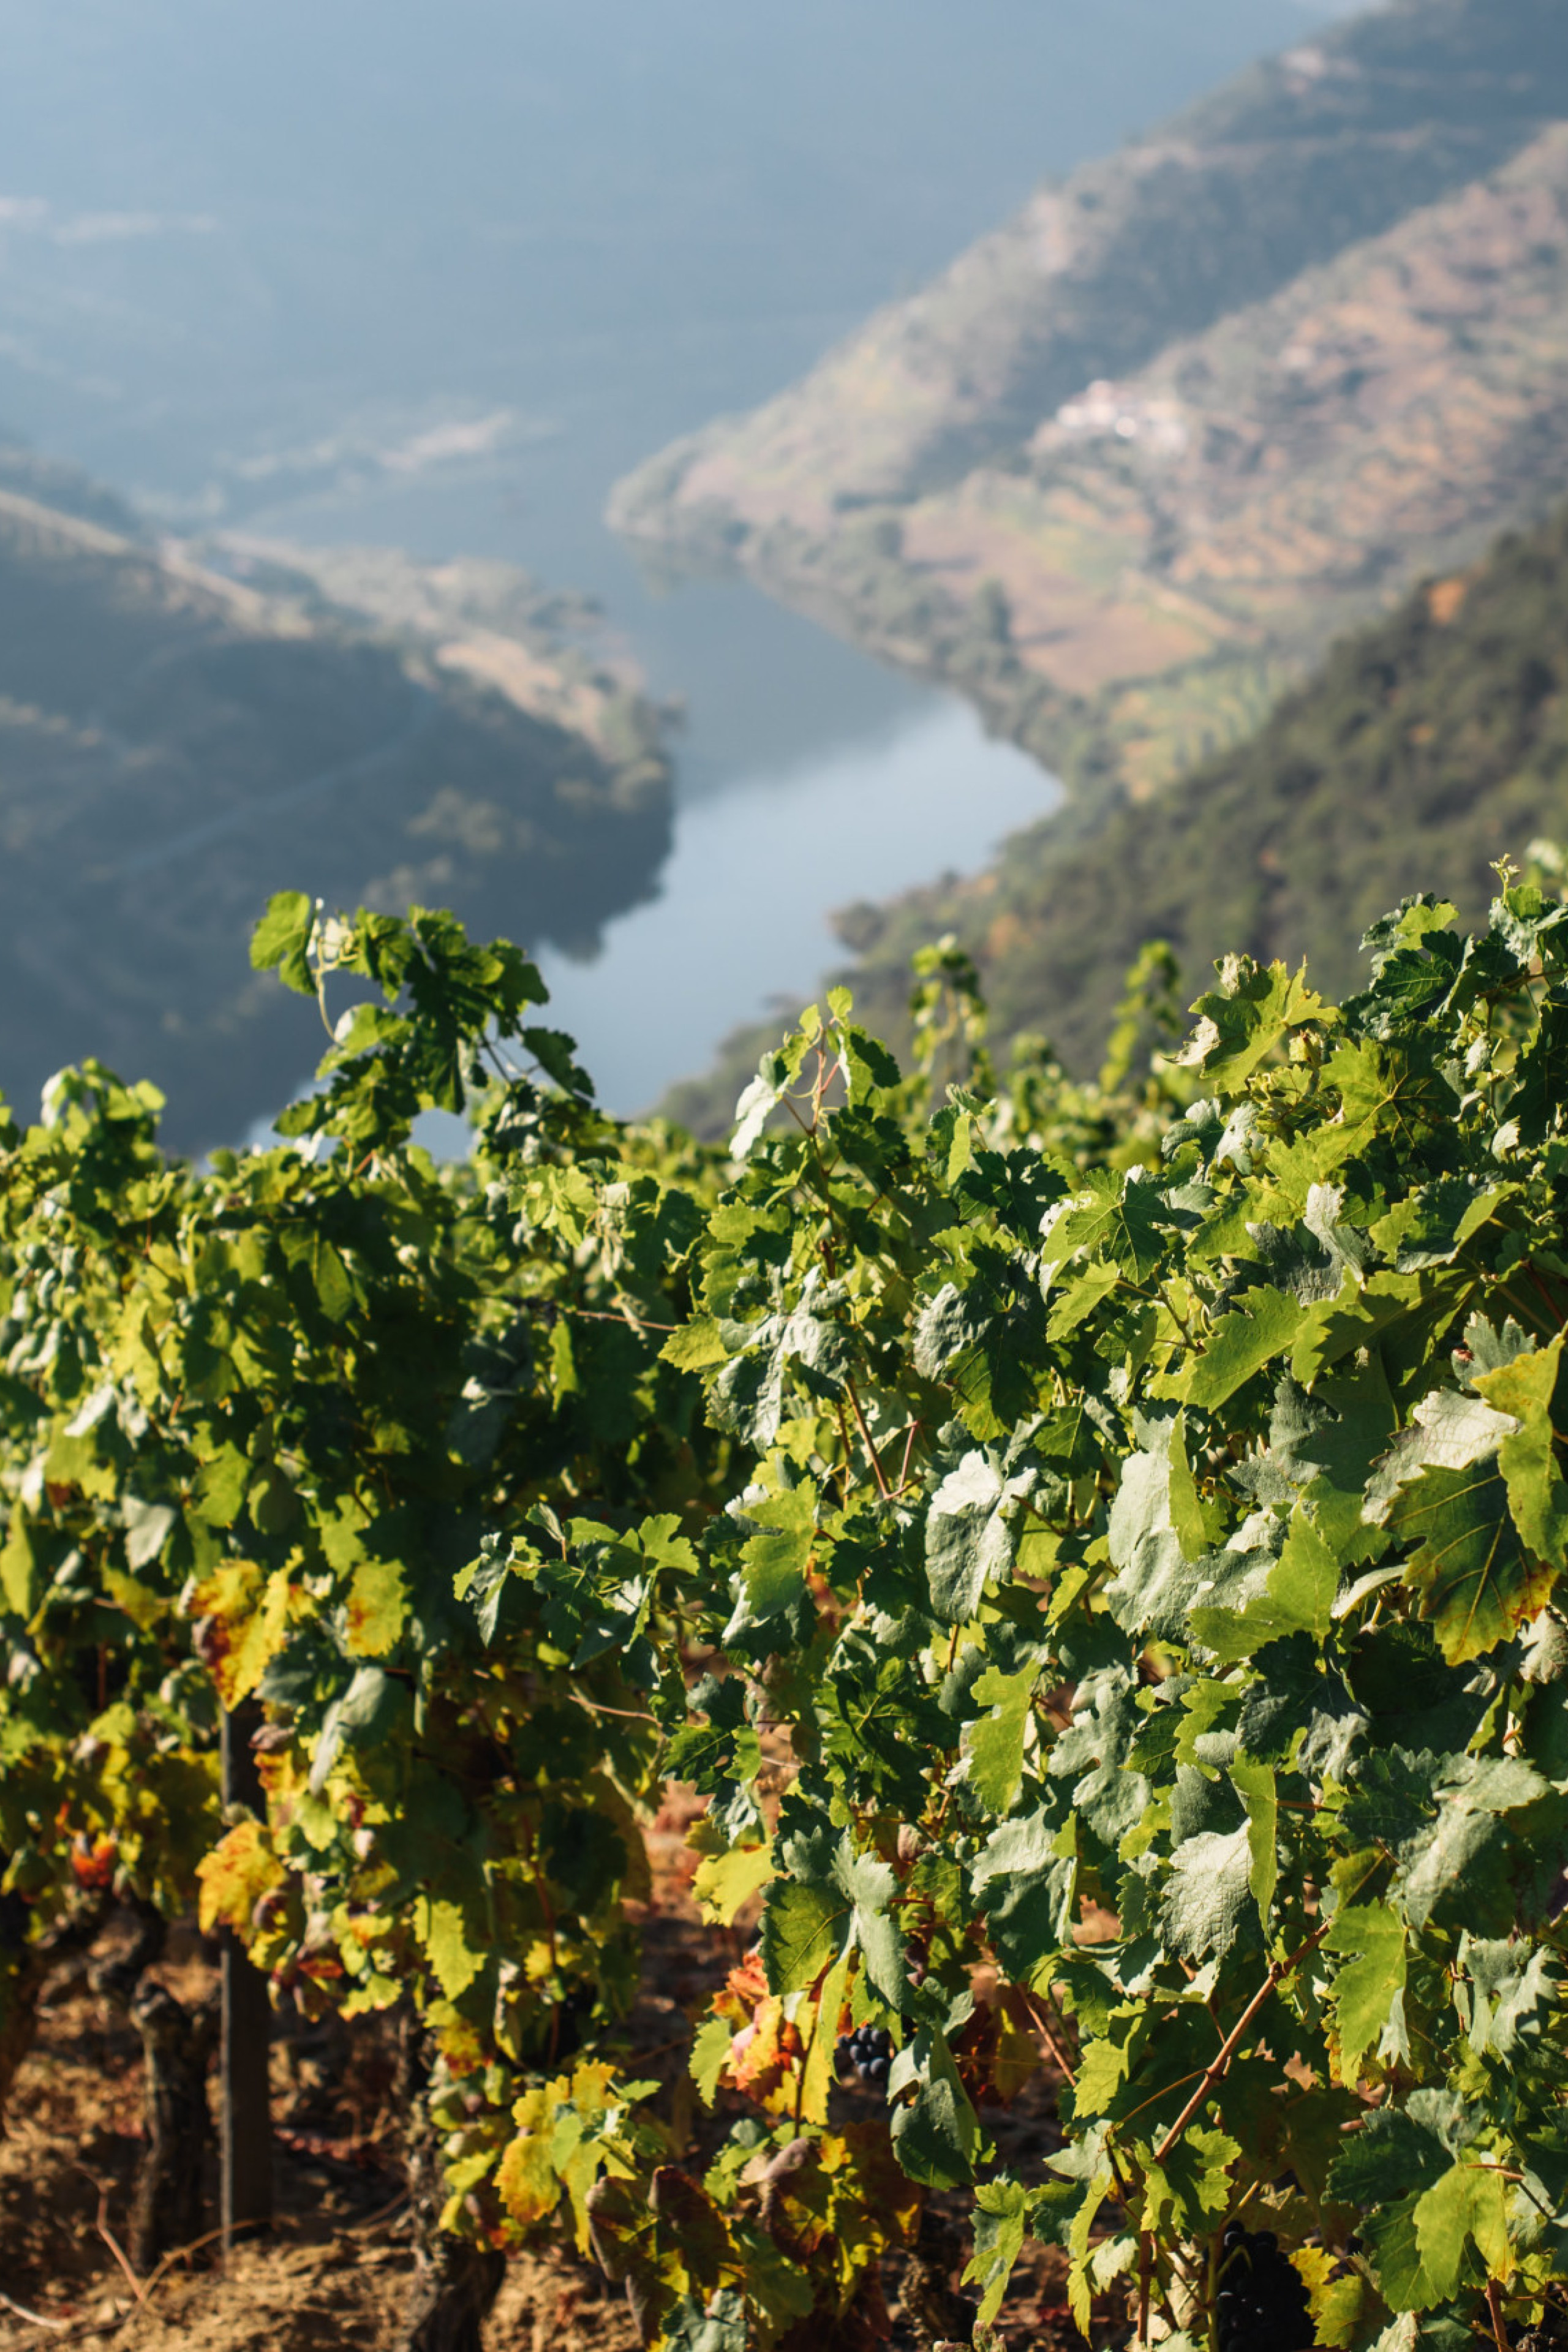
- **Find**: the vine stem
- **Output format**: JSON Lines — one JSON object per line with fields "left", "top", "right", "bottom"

{"left": 1021, "top": 1991, "right": 1077, "bottom": 2087}
{"left": 0, "top": 2293, "right": 67, "bottom": 2333}
{"left": 1137, "top": 2231, "right": 1153, "bottom": 2347}
{"left": 1151, "top": 1921, "right": 1330, "bottom": 2167}
{"left": 75, "top": 2168, "right": 143, "bottom": 2304}
{"left": 843, "top": 1376, "right": 892, "bottom": 1501}
{"left": 1485, "top": 2280, "right": 1510, "bottom": 2352}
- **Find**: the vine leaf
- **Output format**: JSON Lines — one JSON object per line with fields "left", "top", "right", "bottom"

{"left": 734, "top": 1483, "right": 817, "bottom": 1626}
{"left": 758, "top": 1839, "right": 905, "bottom": 2007}
{"left": 1181, "top": 1286, "right": 1303, "bottom": 1412}
{"left": 971, "top": 1809, "right": 1077, "bottom": 1980}
{"left": 967, "top": 1663, "right": 1038, "bottom": 1815}
{"left": 1231, "top": 1758, "right": 1278, "bottom": 1928}
{"left": 1041, "top": 1169, "right": 1164, "bottom": 1282}
{"left": 1363, "top": 1387, "right": 1519, "bottom": 1523}
{"left": 925, "top": 1452, "right": 1034, "bottom": 1624}
{"left": 1191, "top": 1503, "right": 1339, "bottom": 1660}
{"left": 1139, "top": 2124, "right": 1240, "bottom": 2239}
{"left": 1385, "top": 1454, "right": 1553, "bottom": 1665}
{"left": 1324, "top": 1903, "right": 1407, "bottom": 2087}
{"left": 888, "top": 2026, "right": 979, "bottom": 2189}
{"left": 760, "top": 1880, "right": 842, "bottom": 1995}
{"left": 965, "top": 2178, "right": 1031, "bottom": 2329}
{"left": 1159, "top": 1822, "right": 1253, "bottom": 1959}
{"left": 1476, "top": 1331, "right": 1568, "bottom": 1570}
{"left": 189, "top": 1559, "right": 292, "bottom": 1708}
{"left": 1177, "top": 958, "right": 1333, "bottom": 1093}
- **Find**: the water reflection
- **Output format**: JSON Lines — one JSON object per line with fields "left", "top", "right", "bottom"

{"left": 537, "top": 696, "right": 1058, "bottom": 1117}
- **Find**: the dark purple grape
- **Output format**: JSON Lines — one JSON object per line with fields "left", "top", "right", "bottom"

{"left": 834, "top": 2024, "right": 895, "bottom": 2097}
{"left": 1212, "top": 2224, "right": 1314, "bottom": 2352}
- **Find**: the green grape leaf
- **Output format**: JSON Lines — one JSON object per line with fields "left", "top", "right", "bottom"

{"left": 1363, "top": 1387, "right": 1519, "bottom": 1524}
{"left": 1385, "top": 1453, "right": 1553, "bottom": 1665}
{"left": 1475, "top": 1331, "right": 1568, "bottom": 1570}
{"left": 1178, "top": 958, "right": 1333, "bottom": 1092}
{"left": 1046, "top": 1261, "right": 1124, "bottom": 1343}
{"left": 759, "top": 1879, "right": 843, "bottom": 1995}
{"left": 1042, "top": 1170, "right": 1164, "bottom": 1283}
{"left": 831, "top": 1842, "right": 907, "bottom": 2008}
{"left": 925, "top": 1452, "right": 1033, "bottom": 1624}
{"left": 888, "top": 2026, "right": 979, "bottom": 2189}
{"left": 1190, "top": 1503, "right": 1340, "bottom": 1660}
{"left": 1325, "top": 2091, "right": 1463, "bottom": 2207}
{"left": 1324, "top": 1902, "right": 1407, "bottom": 2087}
{"left": 967, "top": 1662, "right": 1038, "bottom": 1815}
{"left": 735, "top": 1483, "right": 817, "bottom": 1625}
{"left": 1231, "top": 1757, "right": 1277, "bottom": 1928}
{"left": 965, "top": 2177, "right": 1030, "bottom": 2329}
{"left": 1140, "top": 2124, "right": 1240, "bottom": 2239}
{"left": 1103, "top": 1441, "right": 1189, "bottom": 1638}
{"left": 249, "top": 889, "right": 316, "bottom": 993}
{"left": 1182, "top": 1286, "right": 1304, "bottom": 1412}
{"left": 1411, "top": 2162, "right": 1510, "bottom": 2296}
{"left": 1159, "top": 1822, "right": 1253, "bottom": 1959}
{"left": 971, "top": 1809, "right": 1077, "bottom": 1983}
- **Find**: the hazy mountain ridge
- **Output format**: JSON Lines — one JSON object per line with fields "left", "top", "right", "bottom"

{"left": 663, "top": 499, "right": 1568, "bottom": 1133}
{"left": 0, "top": 469, "right": 671, "bottom": 1147}
{"left": 611, "top": 0, "right": 1568, "bottom": 797}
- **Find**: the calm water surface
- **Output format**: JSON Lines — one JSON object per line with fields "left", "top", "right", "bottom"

{"left": 536, "top": 695, "right": 1057, "bottom": 1115}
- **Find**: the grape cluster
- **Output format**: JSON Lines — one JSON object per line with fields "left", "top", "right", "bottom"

{"left": 834, "top": 2024, "right": 893, "bottom": 2092}
{"left": 1215, "top": 2225, "right": 1314, "bottom": 2352}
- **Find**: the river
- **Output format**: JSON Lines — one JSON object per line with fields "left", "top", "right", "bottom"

{"left": 241, "top": 472, "right": 1059, "bottom": 1117}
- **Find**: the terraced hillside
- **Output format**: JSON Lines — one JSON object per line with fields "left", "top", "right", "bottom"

{"left": 0, "top": 449, "right": 669, "bottom": 1146}
{"left": 612, "top": 0, "right": 1568, "bottom": 796}
{"left": 664, "top": 500, "right": 1568, "bottom": 1134}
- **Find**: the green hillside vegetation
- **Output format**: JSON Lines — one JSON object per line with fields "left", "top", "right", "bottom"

{"left": 0, "top": 454, "right": 671, "bottom": 1148}
{"left": 666, "top": 500, "right": 1568, "bottom": 1133}
{"left": 612, "top": 0, "right": 1568, "bottom": 797}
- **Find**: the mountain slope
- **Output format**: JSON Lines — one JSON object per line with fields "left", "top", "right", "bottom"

{"left": 665, "top": 500, "right": 1568, "bottom": 1134}
{"left": 612, "top": 0, "right": 1568, "bottom": 796}
{"left": 0, "top": 450, "right": 670, "bottom": 1147}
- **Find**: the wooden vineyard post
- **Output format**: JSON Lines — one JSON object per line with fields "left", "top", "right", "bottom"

{"left": 220, "top": 1702, "right": 274, "bottom": 2250}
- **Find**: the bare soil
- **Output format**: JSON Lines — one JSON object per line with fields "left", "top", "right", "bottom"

{"left": 0, "top": 1820, "right": 1080, "bottom": 2352}
{"left": 0, "top": 1951, "right": 644, "bottom": 2352}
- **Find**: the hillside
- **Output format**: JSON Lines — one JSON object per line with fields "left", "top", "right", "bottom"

{"left": 612, "top": 0, "right": 1568, "bottom": 796}
{"left": 0, "top": 448, "right": 671, "bottom": 1147}
{"left": 664, "top": 500, "right": 1568, "bottom": 1134}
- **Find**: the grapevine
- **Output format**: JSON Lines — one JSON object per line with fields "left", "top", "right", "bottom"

{"left": 6, "top": 864, "right": 1568, "bottom": 2352}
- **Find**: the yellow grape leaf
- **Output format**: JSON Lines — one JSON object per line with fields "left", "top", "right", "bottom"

{"left": 1292, "top": 2247, "right": 1365, "bottom": 2350}
{"left": 659, "top": 1317, "right": 730, "bottom": 1373}
{"left": 797, "top": 1948, "right": 852, "bottom": 2127}
{"left": 197, "top": 1817, "right": 284, "bottom": 1936}
{"left": 345, "top": 1555, "right": 409, "bottom": 1657}
{"left": 0, "top": 1508, "right": 39, "bottom": 1618}
{"left": 416, "top": 1896, "right": 486, "bottom": 2000}
{"left": 692, "top": 1839, "right": 775, "bottom": 1925}
{"left": 690, "top": 2013, "right": 732, "bottom": 2108}
{"left": 110, "top": 1297, "right": 164, "bottom": 1408}
{"left": 496, "top": 2085, "right": 559, "bottom": 2229}
{"left": 190, "top": 1559, "right": 292, "bottom": 1707}
{"left": 102, "top": 1568, "right": 165, "bottom": 1632}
